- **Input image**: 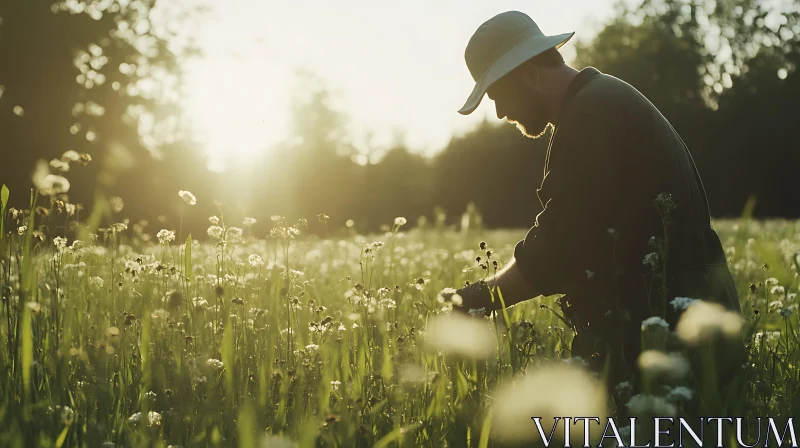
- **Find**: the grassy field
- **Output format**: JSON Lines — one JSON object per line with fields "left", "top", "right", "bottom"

{"left": 0, "top": 186, "right": 798, "bottom": 447}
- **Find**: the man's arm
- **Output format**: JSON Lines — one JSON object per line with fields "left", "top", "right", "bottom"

{"left": 454, "top": 112, "right": 622, "bottom": 315}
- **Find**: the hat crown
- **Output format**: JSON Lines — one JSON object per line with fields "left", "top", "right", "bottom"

{"left": 465, "top": 11, "right": 543, "bottom": 81}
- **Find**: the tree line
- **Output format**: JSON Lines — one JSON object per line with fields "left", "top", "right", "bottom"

{"left": 1, "top": 0, "right": 799, "bottom": 240}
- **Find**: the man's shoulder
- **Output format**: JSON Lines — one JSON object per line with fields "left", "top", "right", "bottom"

{"left": 571, "top": 72, "right": 651, "bottom": 117}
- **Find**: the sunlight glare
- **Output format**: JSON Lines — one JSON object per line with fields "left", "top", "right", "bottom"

{"left": 184, "top": 56, "right": 291, "bottom": 171}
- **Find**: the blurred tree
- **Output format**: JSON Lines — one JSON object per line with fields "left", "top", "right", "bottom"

{"left": 575, "top": 0, "right": 800, "bottom": 217}
{"left": 0, "top": 0, "right": 202, "bottom": 221}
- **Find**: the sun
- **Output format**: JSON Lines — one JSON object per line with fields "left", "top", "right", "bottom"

{"left": 183, "top": 55, "right": 291, "bottom": 172}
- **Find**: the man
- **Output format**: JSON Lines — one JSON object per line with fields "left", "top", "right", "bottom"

{"left": 452, "top": 11, "right": 743, "bottom": 388}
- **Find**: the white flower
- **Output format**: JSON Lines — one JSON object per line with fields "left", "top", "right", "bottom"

{"left": 209, "top": 216, "right": 220, "bottom": 225}
{"left": 627, "top": 394, "right": 677, "bottom": 417}
{"left": 207, "top": 226, "right": 224, "bottom": 239}
{"left": 424, "top": 313, "right": 497, "bottom": 359}
{"left": 670, "top": 296, "right": 696, "bottom": 311}
{"left": 666, "top": 386, "right": 693, "bottom": 402}
{"left": 178, "top": 190, "right": 196, "bottom": 205}
{"left": 676, "top": 300, "right": 742, "bottom": 346}
{"left": 62, "top": 150, "right": 80, "bottom": 162}
{"left": 248, "top": 254, "right": 264, "bottom": 268}
{"left": 17, "top": 226, "right": 27, "bottom": 235}
{"left": 637, "top": 350, "right": 690, "bottom": 381}
{"left": 305, "top": 344, "right": 319, "bottom": 352}
{"left": 128, "top": 412, "right": 141, "bottom": 424}
{"left": 90, "top": 276, "right": 104, "bottom": 288}
{"left": 206, "top": 358, "right": 224, "bottom": 370}
{"left": 491, "top": 364, "right": 608, "bottom": 445}
{"left": 242, "top": 217, "right": 257, "bottom": 226}
{"left": 53, "top": 236, "right": 68, "bottom": 250}
{"left": 643, "top": 252, "right": 659, "bottom": 267}
{"left": 33, "top": 160, "right": 70, "bottom": 196}
{"left": 147, "top": 411, "right": 162, "bottom": 428}
{"left": 641, "top": 317, "right": 670, "bottom": 351}
{"left": 765, "top": 277, "right": 779, "bottom": 287}
{"left": 226, "top": 227, "right": 243, "bottom": 239}
{"left": 50, "top": 158, "right": 70, "bottom": 173}
{"left": 157, "top": 229, "right": 175, "bottom": 244}
{"left": 771, "top": 285, "right": 785, "bottom": 295}
{"left": 26, "top": 302, "right": 42, "bottom": 313}
{"left": 61, "top": 406, "right": 75, "bottom": 425}
{"left": 394, "top": 217, "right": 407, "bottom": 227}
{"left": 330, "top": 380, "right": 341, "bottom": 391}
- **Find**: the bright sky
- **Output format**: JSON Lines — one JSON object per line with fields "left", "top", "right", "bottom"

{"left": 182, "top": 1, "right": 617, "bottom": 170}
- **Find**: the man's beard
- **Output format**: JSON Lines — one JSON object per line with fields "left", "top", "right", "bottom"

{"left": 512, "top": 118, "right": 552, "bottom": 139}
{"left": 508, "top": 90, "right": 552, "bottom": 139}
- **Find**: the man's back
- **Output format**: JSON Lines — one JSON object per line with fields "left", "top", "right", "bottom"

{"left": 531, "top": 67, "right": 743, "bottom": 381}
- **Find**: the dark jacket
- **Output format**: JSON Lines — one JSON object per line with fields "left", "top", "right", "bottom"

{"left": 510, "top": 67, "right": 743, "bottom": 382}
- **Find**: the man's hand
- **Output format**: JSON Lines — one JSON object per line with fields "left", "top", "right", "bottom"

{"left": 448, "top": 258, "right": 541, "bottom": 316}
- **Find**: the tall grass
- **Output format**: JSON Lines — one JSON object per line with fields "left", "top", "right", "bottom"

{"left": 0, "top": 186, "right": 797, "bottom": 447}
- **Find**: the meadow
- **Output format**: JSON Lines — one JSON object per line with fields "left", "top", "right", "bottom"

{"left": 0, "top": 184, "right": 798, "bottom": 447}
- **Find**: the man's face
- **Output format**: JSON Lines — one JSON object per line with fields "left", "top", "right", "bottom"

{"left": 486, "top": 69, "right": 551, "bottom": 139}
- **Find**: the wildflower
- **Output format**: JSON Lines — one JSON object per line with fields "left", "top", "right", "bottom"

{"left": 226, "top": 227, "right": 243, "bottom": 239}
{"left": 242, "top": 217, "right": 257, "bottom": 226}
{"left": 61, "top": 406, "right": 75, "bottom": 425}
{"left": 17, "top": 226, "right": 27, "bottom": 235}
{"left": 192, "top": 297, "right": 208, "bottom": 309}
{"left": 156, "top": 229, "right": 175, "bottom": 244}
{"left": 641, "top": 316, "right": 670, "bottom": 351}
{"left": 676, "top": 300, "right": 742, "bottom": 346}
{"left": 50, "top": 158, "right": 70, "bottom": 173}
{"left": 637, "top": 350, "right": 690, "bottom": 381}
{"left": 62, "top": 150, "right": 80, "bottom": 162}
{"left": 788, "top": 293, "right": 797, "bottom": 301}
{"left": 248, "top": 254, "right": 264, "bottom": 268}
{"left": 145, "top": 391, "right": 157, "bottom": 400}
{"left": 33, "top": 160, "right": 70, "bottom": 196}
{"left": 781, "top": 307, "right": 793, "bottom": 317}
{"left": 111, "top": 222, "right": 127, "bottom": 233}
{"left": 771, "top": 285, "right": 785, "bottom": 296}
{"left": 209, "top": 216, "right": 220, "bottom": 225}
{"left": 206, "top": 358, "right": 224, "bottom": 370}
{"left": 106, "top": 326, "right": 120, "bottom": 337}
{"left": 90, "top": 276, "right": 104, "bottom": 288}
{"left": 424, "top": 313, "right": 497, "bottom": 359}
{"left": 491, "top": 363, "right": 608, "bottom": 445}
{"left": 305, "top": 344, "right": 320, "bottom": 352}
{"left": 53, "top": 236, "right": 67, "bottom": 250}
{"left": 670, "top": 296, "right": 696, "bottom": 311}
{"left": 765, "top": 277, "right": 779, "bottom": 287}
{"left": 666, "top": 386, "right": 693, "bottom": 403}
{"left": 379, "top": 298, "right": 397, "bottom": 309}
{"left": 330, "top": 380, "right": 341, "bottom": 392}
{"left": 394, "top": 217, "right": 407, "bottom": 227}
{"left": 207, "top": 226, "right": 224, "bottom": 239}
{"left": 178, "top": 190, "right": 196, "bottom": 205}
{"left": 754, "top": 331, "right": 781, "bottom": 349}
{"left": 627, "top": 394, "right": 677, "bottom": 417}
{"left": 643, "top": 252, "right": 659, "bottom": 267}
{"left": 26, "top": 302, "right": 42, "bottom": 313}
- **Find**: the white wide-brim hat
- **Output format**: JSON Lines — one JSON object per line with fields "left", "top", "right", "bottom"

{"left": 458, "top": 11, "right": 575, "bottom": 115}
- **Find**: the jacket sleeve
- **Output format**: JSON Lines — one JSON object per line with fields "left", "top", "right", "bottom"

{"left": 513, "top": 112, "right": 624, "bottom": 297}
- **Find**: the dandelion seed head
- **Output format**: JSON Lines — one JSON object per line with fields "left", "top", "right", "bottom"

{"left": 491, "top": 363, "right": 608, "bottom": 444}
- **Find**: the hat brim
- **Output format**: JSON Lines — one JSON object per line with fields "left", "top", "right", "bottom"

{"left": 458, "top": 31, "right": 575, "bottom": 116}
